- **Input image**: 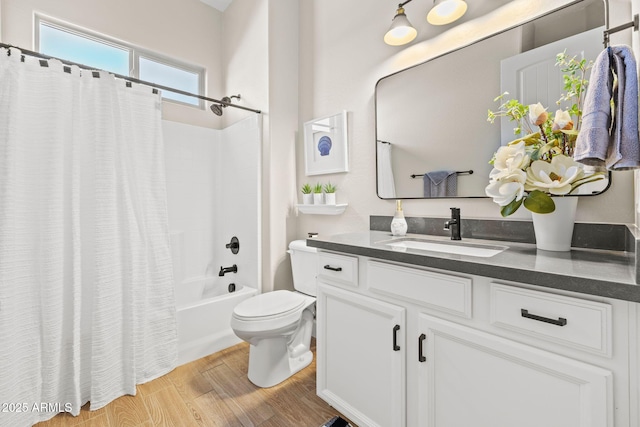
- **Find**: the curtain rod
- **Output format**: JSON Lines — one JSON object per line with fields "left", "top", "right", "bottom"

{"left": 0, "top": 42, "right": 262, "bottom": 114}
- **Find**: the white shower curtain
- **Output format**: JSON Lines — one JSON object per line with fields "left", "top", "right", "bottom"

{"left": 0, "top": 49, "right": 177, "bottom": 427}
{"left": 377, "top": 141, "right": 397, "bottom": 198}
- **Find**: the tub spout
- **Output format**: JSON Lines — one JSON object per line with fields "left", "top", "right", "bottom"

{"left": 219, "top": 264, "right": 238, "bottom": 276}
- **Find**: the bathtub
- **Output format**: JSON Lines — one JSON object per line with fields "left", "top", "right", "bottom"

{"left": 176, "top": 277, "right": 258, "bottom": 366}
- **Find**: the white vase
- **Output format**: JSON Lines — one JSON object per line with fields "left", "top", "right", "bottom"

{"left": 531, "top": 196, "right": 578, "bottom": 252}
{"left": 302, "top": 193, "right": 313, "bottom": 205}
{"left": 313, "top": 193, "right": 324, "bottom": 205}
{"left": 325, "top": 192, "right": 336, "bottom": 205}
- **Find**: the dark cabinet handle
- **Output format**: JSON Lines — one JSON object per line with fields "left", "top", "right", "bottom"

{"left": 323, "top": 265, "right": 343, "bottom": 272}
{"left": 418, "top": 333, "right": 426, "bottom": 362}
{"left": 393, "top": 325, "right": 401, "bottom": 351}
{"left": 521, "top": 309, "right": 567, "bottom": 326}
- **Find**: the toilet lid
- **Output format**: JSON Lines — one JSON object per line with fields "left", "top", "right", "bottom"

{"left": 233, "top": 290, "right": 306, "bottom": 319}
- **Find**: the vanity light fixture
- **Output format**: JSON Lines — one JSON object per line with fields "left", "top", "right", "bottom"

{"left": 384, "top": 1, "right": 418, "bottom": 46}
{"left": 427, "top": 0, "right": 468, "bottom": 25}
{"left": 384, "top": 0, "right": 468, "bottom": 46}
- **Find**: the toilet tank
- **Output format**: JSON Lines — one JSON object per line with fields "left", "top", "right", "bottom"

{"left": 288, "top": 240, "right": 318, "bottom": 296}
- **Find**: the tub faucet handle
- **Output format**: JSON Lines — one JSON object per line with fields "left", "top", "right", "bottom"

{"left": 219, "top": 264, "right": 238, "bottom": 276}
{"left": 225, "top": 236, "right": 240, "bottom": 254}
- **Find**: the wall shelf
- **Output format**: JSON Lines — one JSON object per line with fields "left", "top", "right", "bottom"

{"left": 296, "top": 204, "right": 348, "bottom": 215}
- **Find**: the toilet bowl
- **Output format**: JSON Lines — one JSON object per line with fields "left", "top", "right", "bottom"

{"left": 230, "top": 240, "right": 318, "bottom": 388}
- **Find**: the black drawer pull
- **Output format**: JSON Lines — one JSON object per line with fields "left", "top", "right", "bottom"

{"left": 521, "top": 309, "right": 567, "bottom": 326}
{"left": 418, "top": 333, "right": 426, "bottom": 362}
{"left": 393, "top": 325, "right": 401, "bottom": 351}
{"left": 323, "top": 265, "right": 343, "bottom": 272}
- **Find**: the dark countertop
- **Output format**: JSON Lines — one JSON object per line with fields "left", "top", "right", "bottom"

{"left": 307, "top": 230, "right": 640, "bottom": 303}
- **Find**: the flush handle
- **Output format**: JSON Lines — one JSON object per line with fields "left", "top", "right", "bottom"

{"left": 323, "top": 265, "right": 342, "bottom": 272}
{"left": 418, "top": 333, "right": 427, "bottom": 362}
{"left": 393, "top": 324, "right": 401, "bottom": 351}
{"left": 521, "top": 309, "right": 567, "bottom": 326}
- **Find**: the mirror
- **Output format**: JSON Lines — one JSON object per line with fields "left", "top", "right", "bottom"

{"left": 375, "top": 0, "right": 609, "bottom": 199}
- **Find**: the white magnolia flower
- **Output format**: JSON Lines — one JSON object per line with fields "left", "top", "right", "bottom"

{"left": 485, "top": 169, "right": 527, "bottom": 206}
{"left": 525, "top": 155, "right": 584, "bottom": 195}
{"left": 492, "top": 141, "right": 530, "bottom": 175}
{"left": 552, "top": 109, "right": 573, "bottom": 131}
{"left": 528, "top": 102, "right": 548, "bottom": 126}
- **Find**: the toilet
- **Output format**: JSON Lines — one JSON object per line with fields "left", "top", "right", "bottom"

{"left": 230, "top": 239, "right": 318, "bottom": 388}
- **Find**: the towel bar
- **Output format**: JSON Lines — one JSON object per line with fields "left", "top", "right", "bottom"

{"left": 410, "top": 170, "right": 473, "bottom": 179}
{"left": 603, "top": 2, "right": 638, "bottom": 48}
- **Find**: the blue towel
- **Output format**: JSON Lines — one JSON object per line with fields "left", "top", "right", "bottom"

{"left": 574, "top": 45, "right": 640, "bottom": 170}
{"left": 423, "top": 170, "right": 457, "bottom": 197}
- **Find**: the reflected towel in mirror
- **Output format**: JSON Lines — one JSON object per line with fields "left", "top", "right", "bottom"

{"left": 423, "top": 170, "right": 457, "bottom": 197}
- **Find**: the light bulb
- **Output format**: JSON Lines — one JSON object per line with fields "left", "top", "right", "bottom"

{"left": 384, "top": 7, "right": 418, "bottom": 46}
{"left": 427, "top": 0, "right": 467, "bottom": 26}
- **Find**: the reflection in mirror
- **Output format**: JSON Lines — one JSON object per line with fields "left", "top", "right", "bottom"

{"left": 375, "top": 0, "right": 610, "bottom": 199}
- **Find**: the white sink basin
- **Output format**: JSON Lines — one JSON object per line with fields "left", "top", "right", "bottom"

{"left": 384, "top": 238, "right": 507, "bottom": 258}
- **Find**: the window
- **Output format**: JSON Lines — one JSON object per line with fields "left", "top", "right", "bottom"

{"left": 36, "top": 16, "right": 205, "bottom": 108}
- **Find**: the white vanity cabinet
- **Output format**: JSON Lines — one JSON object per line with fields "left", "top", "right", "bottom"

{"left": 316, "top": 253, "right": 406, "bottom": 427}
{"left": 316, "top": 284, "right": 406, "bottom": 427}
{"left": 315, "top": 250, "right": 631, "bottom": 427}
{"left": 417, "top": 314, "right": 612, "bottom": 427}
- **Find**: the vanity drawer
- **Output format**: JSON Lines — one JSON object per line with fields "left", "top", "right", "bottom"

{"left": 367, "top": 260, "right": 472, "bottom": 318}
{"left": 490, "top": 283, "right": 612, "bottom": 357}
{"left": 317, "top": 252, "right": 359, "bottom": 288}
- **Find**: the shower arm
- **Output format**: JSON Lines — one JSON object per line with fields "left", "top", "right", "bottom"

{"left": 0, "top": 42, "right": 262, "bottom": 114}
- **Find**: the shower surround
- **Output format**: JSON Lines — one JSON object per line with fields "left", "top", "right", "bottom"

{"left": 163, "top": 115, "right": 262, "bottom": 365}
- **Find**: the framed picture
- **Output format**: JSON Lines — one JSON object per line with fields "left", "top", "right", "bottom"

{"left": 303, "top": 111, "right": 349, "bottom": 176}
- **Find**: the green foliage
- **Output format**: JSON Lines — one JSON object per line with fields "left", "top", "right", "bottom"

{"left": 301, "top": 183, "right": 312, "bottom": 194}
{"left": 323, "top": 182, "right": 337, "bottom": 193}
{"left": 523, "top": 190, "right": 556, "bottom": 214}
{"left": 487, "top": 93, "right": 531, "bottom": 135}
{"left": 500, "top": 198, "right": 523, "bottom": 217}
{"left": 488, "top": 52, "right": 593, "bottom": 153}
{"left": 500, "top": 191, "right": 557, "bottom": 217}
{"left": 555, "top": 51, "right": 592, "bottom": 130}
{"left": 313, "top": 183, "right": 323, "bottom": 194}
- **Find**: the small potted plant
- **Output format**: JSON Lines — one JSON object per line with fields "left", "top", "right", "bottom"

{"left": 313, "top": 183, "right": 324, "bottom": 205}
{"left": 323, "top": 182, "right": 337, "bottom": 205}
{"left": 301, "top": 183, "right": 313, "bottom": 204}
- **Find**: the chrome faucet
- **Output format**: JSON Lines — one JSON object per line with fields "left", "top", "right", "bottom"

{"left": 444, "top": 207, "right": 461, "bottom": 240}
{"left": 219, "top": 264, "right": 238, "bottom": 276}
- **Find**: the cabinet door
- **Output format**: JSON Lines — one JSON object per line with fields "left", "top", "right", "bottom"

{"left": 317, "top": 283, "right": 406, "bottom": 427}
{"left": 417, "top": 314, "right": 613, "bottom": 427}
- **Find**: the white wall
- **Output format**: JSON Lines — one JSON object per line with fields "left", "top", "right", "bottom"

{"left": 296, "top": 0, "right": 636, "bottom": 247}
{"left": 265, "top": 0, "right": 300, "bottom": 292}
{"left": 0, "top": 0, "right": 224, "bottom": 129}
{"left": 215, "top": 115, "right": 262, "bottom": 291}
{"left": 164, "top": 116, "right": 261, "bottom": 292}
{"left": 222, "top": 0, "right": 299, "bottom": 293}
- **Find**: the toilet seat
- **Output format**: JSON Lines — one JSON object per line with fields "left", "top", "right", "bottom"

{"left": 233, "top": 290, "right": 307, "bottom": 321}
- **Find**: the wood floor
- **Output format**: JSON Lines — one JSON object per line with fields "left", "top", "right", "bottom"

{"left": 36, "top": 339, "right": 351, "bottom": 427}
